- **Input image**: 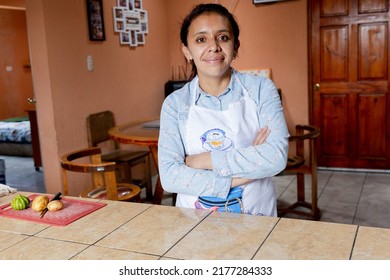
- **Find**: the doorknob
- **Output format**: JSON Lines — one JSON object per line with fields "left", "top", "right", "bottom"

{"left": 27, "top": 97, "right": 36, "bottom": 104}
{"left": 314, "top": 83, "right": 320, "bottom": 91}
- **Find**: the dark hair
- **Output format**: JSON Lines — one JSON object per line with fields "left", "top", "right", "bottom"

{"left": 180, "top": 3, "right": 240, "bottom": 80}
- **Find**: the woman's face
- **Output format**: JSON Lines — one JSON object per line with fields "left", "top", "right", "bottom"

{"left": 182, "top": 13, "right": 235, "bottom": 81}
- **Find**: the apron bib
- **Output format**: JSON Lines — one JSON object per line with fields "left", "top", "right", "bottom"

{"left": 176, "top": 72, "right": 277, "bottom": 216}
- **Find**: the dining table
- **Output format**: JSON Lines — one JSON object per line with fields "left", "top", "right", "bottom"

{"left": 0, "top": 191, "right": 389, "bottom": 261}
{"left": 108, "top": 117, "right": 165, "bottom": 204}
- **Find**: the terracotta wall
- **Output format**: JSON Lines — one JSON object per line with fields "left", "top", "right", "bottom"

{"left": 0, "top": 8, "right": 35, "bottom": 120}
{"left": 6, "top": 0, "right": 308, "bottom": 196}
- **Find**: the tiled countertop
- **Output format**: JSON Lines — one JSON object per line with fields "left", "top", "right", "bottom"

{"left": 0, "top": 192, "right": 389, "bottom": 260}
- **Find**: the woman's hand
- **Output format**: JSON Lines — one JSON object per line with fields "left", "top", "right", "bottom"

{"left": 185, "top": 152, "right": 212, "bottom": 169}
{"left": 253, "top": 126, "right": 270, "bottom": 145}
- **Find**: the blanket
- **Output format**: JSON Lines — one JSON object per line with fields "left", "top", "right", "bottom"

{"left": 0, "top": 120, "right": 31, "bottom": 143}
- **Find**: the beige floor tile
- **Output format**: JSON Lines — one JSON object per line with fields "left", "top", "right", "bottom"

{"left": 352, "top": 226, "right": 390, "bottom": 260}
{"left": 95, "top": 205, "right": 210, "bottom": 256}
{"left": 0, "top": 216, "right": 49, "bottom": 235}
{"left": 0, "top": 231, "right": 28, "bottom": 251}
{"left": 0, "top": 236, "right": 88, "bottom": 260}
{"left": 165, "top": 212, "right": 279, "bottom": 260}
{"left": 36, "top": 200, "right": 151, "bottom": 244}
{"left": 72, "top": 245, "right": 159, "bottom": 260}
{"left": 254, "top": 218, "right": 357, "bottom": 260}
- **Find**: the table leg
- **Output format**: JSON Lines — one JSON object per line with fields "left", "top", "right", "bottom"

{"left": 148, "top": 146, "right": 164, "bottom": 205}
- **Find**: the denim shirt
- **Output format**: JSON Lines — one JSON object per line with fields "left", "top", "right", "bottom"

{"left": 158, "top": 69, "right": 289, "bottom": 199}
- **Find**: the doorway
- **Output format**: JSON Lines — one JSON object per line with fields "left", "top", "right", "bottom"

{"left": 309, "top": 0, "right": 390, "bottom": 169}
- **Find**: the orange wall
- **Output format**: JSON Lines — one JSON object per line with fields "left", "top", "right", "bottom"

{"left": 21, "top": 0, "right": 308, "bottom": 195}
{"left": 0, "top": 0, "right": 24, "bottom": 9}
{"left": 0, "top": 8, "right": 35, "bottom": 120}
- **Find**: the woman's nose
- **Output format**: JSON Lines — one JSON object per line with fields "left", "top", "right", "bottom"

{"left": 208, "top": 39, "right": 220, "bottom": 52}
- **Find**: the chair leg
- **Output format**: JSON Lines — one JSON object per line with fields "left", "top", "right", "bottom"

{"left": 145, "top": 155, "right": 153, "bottom": 201}
{"left": 296, "top": 173, "right": 305, "bottom": 202}
{"left": 121, "top": 163, "right": 132, "bottom": 183}
{"left": 311, "top": 169, "right": 321, "bottom": 220}
{"left": 152, "top": 176, "right": 164, "bottom": 205}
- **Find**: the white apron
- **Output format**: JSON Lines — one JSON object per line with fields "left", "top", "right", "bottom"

{"left": 176, "top": 72, "right": 277, "bottom": 216}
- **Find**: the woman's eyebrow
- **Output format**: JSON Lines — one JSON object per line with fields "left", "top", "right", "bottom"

{"left": 193, "top": 29, "right": 231, "bottom": 36}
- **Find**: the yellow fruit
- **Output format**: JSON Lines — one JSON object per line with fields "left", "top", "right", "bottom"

{"left": 47, "top": 200, "right": 63, "bottom": 211}
{"left": 31, "top": 195, "right": 49, "bottom": 212}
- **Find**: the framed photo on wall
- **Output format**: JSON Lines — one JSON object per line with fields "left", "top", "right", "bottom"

{"left": 253, "top": 0, "right": 288, "bottom": 3}
{"left": 86, "top": 0, "right": 106, "bottom": 41}
{"left": 112, "top": 0, "right": 148, "bottom": 47}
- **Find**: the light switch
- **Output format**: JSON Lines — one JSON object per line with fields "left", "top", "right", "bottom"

{"left": 5, "top": 66, "right": 13, "bottom": 72}
{"left": 87, "top": 55, "right": 94, "bottom": 71}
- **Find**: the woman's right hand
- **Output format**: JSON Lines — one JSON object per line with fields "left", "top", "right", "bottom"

{"left": 230, "top": 126, "right": 271, "bottom": 188}
{"left": 253, "top": 126, "right": 270, "bottom": 146}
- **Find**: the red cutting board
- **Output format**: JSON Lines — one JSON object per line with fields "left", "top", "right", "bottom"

{"left": 0, "top": 194, "right": 106, "bottom": 226}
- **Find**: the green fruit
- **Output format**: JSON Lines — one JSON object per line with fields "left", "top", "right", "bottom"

{"left": 11, "top": 195, "right": 30, "bottom": 210}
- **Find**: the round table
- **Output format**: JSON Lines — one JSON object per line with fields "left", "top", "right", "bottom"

{"left": 108, "top": 117, "right": 166, "bottom": 204}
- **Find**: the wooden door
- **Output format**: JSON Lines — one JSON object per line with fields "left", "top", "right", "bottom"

{"left": 310, "top": 0, "right": 390, "bottom": 169}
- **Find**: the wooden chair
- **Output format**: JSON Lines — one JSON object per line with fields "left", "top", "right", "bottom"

{"left": 277, "top": 124, "right": 321, "bottom": 220}
{"left": 86, "top": 111, "right": 152, "bottom": 200}
{"left": 60, "top": 147, "right": 141, "bottom": 202}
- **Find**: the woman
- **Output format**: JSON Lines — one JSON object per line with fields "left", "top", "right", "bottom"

{"left": 158, "top": 3, "right": 289, "bottom": 216}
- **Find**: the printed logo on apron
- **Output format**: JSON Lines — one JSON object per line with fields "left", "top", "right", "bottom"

{"left": 200, "top": 128, "right": 232, "bottom": 151}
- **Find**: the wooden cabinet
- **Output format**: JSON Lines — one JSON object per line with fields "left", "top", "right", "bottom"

{"left": 26, "top": 109, "right": 42, "bottom": 170}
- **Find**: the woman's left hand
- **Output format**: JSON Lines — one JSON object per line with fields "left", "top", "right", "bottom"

{"left": 185, "top": 152, "right": 212, "bottom": 170}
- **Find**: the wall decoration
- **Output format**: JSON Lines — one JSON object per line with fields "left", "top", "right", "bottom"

{"left": 113, "top": 0, "right": 148, "bottom": 47}
{"left": 86, "top": 0, "right": 106, "bottom": 41}
{"left": 253, "top": 0, "right": 291, "bottom": 4}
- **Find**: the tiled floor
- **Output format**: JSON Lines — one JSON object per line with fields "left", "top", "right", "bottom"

{"left": 1, "top": 155, "right": 389, "bottom": 229}
{"left": 1, "top": 155, "right": 45, "bottom": 193}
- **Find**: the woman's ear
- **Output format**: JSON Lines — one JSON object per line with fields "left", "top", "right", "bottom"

{"left": 181, "top": 44, "right": 193, "bottom": 62}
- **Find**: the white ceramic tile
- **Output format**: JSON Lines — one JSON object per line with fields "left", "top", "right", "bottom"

{"left": 165, "top": 212, "right": 279, "bottom": 260}
{"left": 352, "top": 226, "right": 390, "bottom": 259}
{"left": 95, "top": 205, "right": 210, "bottom": 256}
{"left": 254, "top": 218, "right": 357, "bottom": 260}
{"left": 0, "top": 236, "right": 88, "bottom": 260}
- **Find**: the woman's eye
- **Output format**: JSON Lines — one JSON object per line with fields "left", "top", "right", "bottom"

{"left": 218, "top": 35, "right": 229, "bottom": 41}
{"left": 195, "top": 37, "right": 206, "bottom": 43}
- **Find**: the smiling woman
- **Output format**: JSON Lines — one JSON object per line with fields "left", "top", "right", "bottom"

{"left": 158, "top": 3, "right": 289, "bottom": 217}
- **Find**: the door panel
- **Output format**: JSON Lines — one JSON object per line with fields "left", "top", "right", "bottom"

{"left": 319, "top": 94, "right": 349, "bottom": 157}
{"left": 357, "top": 93, "right": 386, "bottom": 158}
{"left": 321, "top": 26, "right": 348, "bottom": 81}
{"left": 310, "top": 0, "right": 390, "bottom": 169}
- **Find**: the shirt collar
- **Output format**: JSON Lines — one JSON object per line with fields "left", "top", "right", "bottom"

{"left": 194, "top": 69, "right": 237, "bottom": 99}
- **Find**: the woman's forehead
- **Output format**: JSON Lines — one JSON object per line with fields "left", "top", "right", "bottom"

{"left": 188, "top": 13, "right": 232, "bottom": 34}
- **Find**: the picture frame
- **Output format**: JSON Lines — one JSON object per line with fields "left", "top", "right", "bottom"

{"left": 112, "top": 0, "right": 147, "bottom": 47}
{"left": 120, "top": 31, "right": 131, "bottom": 44}
{"left": 253, "top": 0, "right": 287, "bottom": 3}
{"left": 86, "top": 0, "right": 105, "bottom": 41}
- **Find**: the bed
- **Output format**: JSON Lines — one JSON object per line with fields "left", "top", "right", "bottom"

{"left": 0, "top": 116, "right": 33, "bottom": 157}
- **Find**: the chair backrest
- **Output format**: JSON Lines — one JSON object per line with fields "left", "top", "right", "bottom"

{"left": 288, "top": 125, "right": 320, "bottom": 170}
{"left": 86, "top": 111, "right": 119, "bottom": 150}
{"left": 60, "top": 147, "right": 119, "bottom": 200}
